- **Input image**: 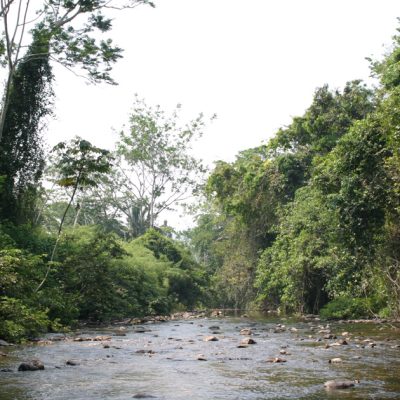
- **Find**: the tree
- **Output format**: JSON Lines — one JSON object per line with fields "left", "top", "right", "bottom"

{"left": 0, "top": 0, "right": 155, "bottom": 224}
{"left": 0, "top": 28, "right": 54, "bottom": 223}
{"left": 113, "top": 97, "right": 211, "bottom": 237}
{"left": 35, "top": 137, "right": 112, "bottom": 291}
{"left": 0, "top": 0, "right": 154, "bottom": 141}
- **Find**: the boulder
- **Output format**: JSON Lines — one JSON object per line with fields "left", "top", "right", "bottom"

{"left": 0, "top": 340, "right": 12, "bottom": 346}
{"left": 240, "top": 328, "right": 253, "bottom": 336}
{"left": 18, "top": 360, "right": 44, "bottom": 371}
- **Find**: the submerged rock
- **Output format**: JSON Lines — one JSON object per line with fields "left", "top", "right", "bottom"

{"left": 132, "top": 393, "right": 157, "bottom": 398}
{"left": 66, "top": 360, "right": 80, "bottom": 366}
{"left": 18, "top": 360, "right": 44, "bottom": 371}
{"left": 209, "top": 325, "right": 220, "bottom": 330}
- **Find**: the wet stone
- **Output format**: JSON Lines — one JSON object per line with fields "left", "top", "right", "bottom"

{"left": 132, "top": 393, "right": 157, "bottom": 398}
{"left": 324, "top": 380, "right": 358, "bottom": 389}
{"left": 66, "top": 360, "right": 80, "bottom": 366}
{"left": 266, "top": 357, "right": 287, "bottom": 363}
{"left": 204, "top": 336, "right": 219, "bottom": 342}
{"left": 18, "top": 360, "right": 44, "bottom": 371}
{"left": 241, "top": 337, "right": 256, "bottom": 345}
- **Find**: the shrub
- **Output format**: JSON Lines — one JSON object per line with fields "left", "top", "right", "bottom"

{"left": 0, "top": 297, "right": 51, "bottom": 342}
{"left": 320, "top": 296, "right": 381, "bottom": 319}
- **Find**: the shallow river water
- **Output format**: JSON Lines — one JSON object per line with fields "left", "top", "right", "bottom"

{"left": 0, "top": 314, "right": 399, "bottom": 400}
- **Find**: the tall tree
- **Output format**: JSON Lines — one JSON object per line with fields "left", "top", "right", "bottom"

{"left": 0, "top": 0, "right": 154, "bottom": 141}
{"left": 114, "top": 97, "right": 211, "bottom": 237}
{"left": 0, "top": 0, "right": 154, "bottom": 222}
{"left": 35, "top": 137, "right": 112, "bottom": 291}
{"left": 0, "top": 28, "right": 53, "bottom": 222}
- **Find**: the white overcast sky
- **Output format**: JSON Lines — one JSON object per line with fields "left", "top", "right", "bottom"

{"left": 48, "top": 0, "right": 400, "bottom": 166}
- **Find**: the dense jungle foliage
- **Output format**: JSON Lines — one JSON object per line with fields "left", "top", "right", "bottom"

{"left": 187, "top": 28, "right": 400, "bottom": 318}
{"left": 1, "top": 15, "right": 400, "bottom": 342}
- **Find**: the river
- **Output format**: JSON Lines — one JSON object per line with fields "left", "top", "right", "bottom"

{"left": 0, "top": 314, "right": 399, "bottom": 399}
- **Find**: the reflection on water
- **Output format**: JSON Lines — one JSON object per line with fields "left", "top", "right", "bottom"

{"left": 0, "top": 314, "right": 399, "bottom": 400}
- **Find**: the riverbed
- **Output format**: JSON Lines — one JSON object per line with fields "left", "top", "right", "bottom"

{"left": 1, "top": 314, "right": 399, "bottom": 399}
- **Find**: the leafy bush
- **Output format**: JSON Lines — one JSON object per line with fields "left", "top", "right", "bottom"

{"left": 320, "top": 296, "right": 380, "bottom": 319}
{"left": 0, "top": 297, "right": 51, "bottom": 342}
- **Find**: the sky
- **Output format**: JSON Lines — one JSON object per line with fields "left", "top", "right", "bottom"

{"left": 45, "top": 0, "right": 400, "bottom": 228}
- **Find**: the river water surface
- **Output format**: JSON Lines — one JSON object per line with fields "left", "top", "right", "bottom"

{"left": 0, "top": 314, "right": 399, "bottom": 399}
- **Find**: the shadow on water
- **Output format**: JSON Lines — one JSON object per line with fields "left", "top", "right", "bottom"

{"left": 0, "top": 313, "right": 399, "bottom": 400}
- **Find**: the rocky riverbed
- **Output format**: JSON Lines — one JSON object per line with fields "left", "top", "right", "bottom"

{"left": 0, "top": 313, "right": 399, "bottom": 399}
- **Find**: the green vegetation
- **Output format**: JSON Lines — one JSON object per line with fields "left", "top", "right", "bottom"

{"left": 1, "top": 8, "right": 399, "bottom": 342}
{"left": 187, "top": 27, "right": 400, "bottom": 317}
{"left": 0, "top": 97, "right": 210, "bottom": 341}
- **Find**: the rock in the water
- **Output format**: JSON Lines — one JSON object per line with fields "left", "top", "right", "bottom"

{"left": 266, "top": 357, "right": 287, "bottom": 363}
{"left": 0, "top": 351, "right": 8, "bottom": 357}
{"left": 1, "top": 368, "right": 13, "bottom": 372}
{"left": 209, "top": 325, "right": 220, "bottom": 330}
{"left": 134, "top": 327, "right": 147, "bottom": 333}
{"left": 132, "top": 393, "right": 157, "bottom": 398}
{"left": 113, "top": 332, "right": 127, "bottom": 336}
{"left": 66, "top": 360, "right": 80, "bottom": 366}
{"left": 18, "top": 360, "right": 44, "bottom": 371}
{"left": 329, "top": 358, "right": 343, "bottom": 363}
{"left": 136, "top": 349, "right": 155, "bottom": 354}
{"left": 0, "top": 340, "right": 12, "bottom": 346}
{"left": 323, "top": 334, "right": 336, "bottom": 340}
{"left": 324, "top": 380, "right": 358, "bottom": 389}
{"left": 93, "top": 335, "right": 111, "bottom": 341}
{"left": 204, "top": 336, "right": 218, "bottom": 342}
{"left": 241, "top": 337, "right": 256, "bottom": 345}
{"left": 240, "top": 328, "right": 253, "bottom": 336}
{"left": 197, "top": 354, "right": 207, "bottom": 361}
